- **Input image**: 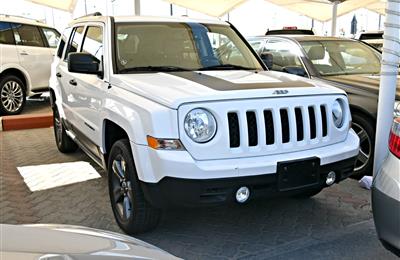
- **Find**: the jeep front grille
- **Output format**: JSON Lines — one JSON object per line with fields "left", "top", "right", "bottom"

{"left": 227, "top": 105, "right": 329, "bottom": 148}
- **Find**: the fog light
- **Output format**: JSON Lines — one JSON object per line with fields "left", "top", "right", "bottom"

{"left": 326, "top": 171, "right": 336, "bottom": 186}
{"left": 236, "top": 186, "right": 250, "bottom": 203}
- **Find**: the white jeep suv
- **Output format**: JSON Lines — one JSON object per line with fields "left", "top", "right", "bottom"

{"left": 50, "top": 14, "right": 360, "bottom": 234}
{"left": 0, "top": 14, "right": 60, "bottom": 115}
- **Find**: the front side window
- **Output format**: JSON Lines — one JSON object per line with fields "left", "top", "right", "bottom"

{"left": 56, "top": 27, "right": 71, "bottom": 59}
{"left": 300, "top": 40, "right": 381, "bottom": 76}
{"left": 12, "top": 23, "right": 45, "bottom": 47}
{"left": 0, "top": 22, "right": 15, "bottom": 45}
{"left": 263, "top": 39, "right": 304, "bottom": 72}
{"left": 41, "top": 27, "right": 60, "bottom": 48}
{"left": 64, "top": 26, "right": 84, "bottom": 60}
{"left": 81, "top": 26, "right": 103, "bottom": 61}
{"left": 115, "top": 22, "right": 263, "bottom": 73}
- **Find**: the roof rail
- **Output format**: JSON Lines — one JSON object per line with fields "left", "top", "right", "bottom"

{"left": 74, "top": 12, "right": 102, "bottom": 20}
{"left": 0, "top": 13, "right": 43, "bottom": 23}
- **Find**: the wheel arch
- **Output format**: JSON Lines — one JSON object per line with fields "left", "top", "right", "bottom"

{"left": 0, "top": 66, "right": 31, "bottom": 94}
{"left": 102, "top": 119, "right": 132, "bottom": 167}
{"left": 350, "top": 104, "right": 376, "bottom": 130}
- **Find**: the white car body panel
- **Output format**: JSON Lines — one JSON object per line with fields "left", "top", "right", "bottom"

{"left": 374, "top": 152, "right": 400, "bottom": 201}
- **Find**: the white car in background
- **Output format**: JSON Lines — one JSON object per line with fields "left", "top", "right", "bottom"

{"left": 0, "top": 14, "right": 60, "bottom": 115}
{"left": 372, "top": 116, "right": 400, "bottom": 257}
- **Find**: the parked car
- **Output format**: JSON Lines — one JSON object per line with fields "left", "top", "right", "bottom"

{"left": 0, "top": 14, "right": 60, "bottom": 115}
{"left": 50, "top": 14, "right": 359, "bottom": 234}
{"left": 1, "top": 224, "right": 180, "bottom": 259}
{"left": 357, "top": 31, "right": 383, "bottom": 51}
{"left": 266, "top": 27, "right": 314, "bottom": 35}
{"left": 248, "top": 35, "right": 400, "bottom": 177}
{"left": 372, "top": 116, "right": 400, "bottom": 257}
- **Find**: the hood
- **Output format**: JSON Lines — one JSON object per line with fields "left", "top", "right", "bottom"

{"left": 111, "top": 70, "right": 345, "bottom": 109}
{"left": 322, "top": 74, "right": 400, "bottom": 99}
{"left": 1, "top": 224, "right": 180, "bottom": 260}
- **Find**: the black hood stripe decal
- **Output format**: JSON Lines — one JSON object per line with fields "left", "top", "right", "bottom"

{"left": 167, "top": 71, "right": 314, "bottom": 91}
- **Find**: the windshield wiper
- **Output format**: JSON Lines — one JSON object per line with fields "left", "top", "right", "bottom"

{"left": 198, "top": 64, "right": 255, "bottom": 71}
{"left": 119, "top": 66, "right": 191, "bottom": 73}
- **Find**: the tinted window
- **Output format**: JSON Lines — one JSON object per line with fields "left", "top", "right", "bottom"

{"left": 115, "top": 23, "right": 262, "bottom": 72}
{"left": 264, "top": 39, "right": 304, "bottom": 72}
{"left": 57, "top": 27, "right": 71, "bottom": 59}
{"left": 81, "top": 26, "right": 103, "bottom": 60}
{"left": 300, "top": 40, "right": 381, "bottom": 76}
{"left": 64, "top": 26, "right": 84, "bottom": 60}
{"left": 41, "top": 27, "right": 60, "bottom": 48}
{"left": 0, "top": 22, "right": 15, "bottom": 45}
{"left": 12, "top": 23, "right": 45, "bottom": 47}
{"left": 266, "top": 29, "right": 314, "bottom": 35}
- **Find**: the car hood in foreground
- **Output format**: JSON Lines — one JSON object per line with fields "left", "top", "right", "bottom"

{"left": 112, "top": 70, "right": 345, "bottom": 109}
{"left": 1, "top": 224, "right": 180, "bottom": 260}
{"left": 322, "top": 74, "right": 400, "bottom": 99}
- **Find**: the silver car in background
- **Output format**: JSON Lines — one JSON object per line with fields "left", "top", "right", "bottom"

{"left": 372, "top": 116, "right": 400, "bottom": 257}
{"left": 1, "top": 224, "right": 180, "bottom": 259}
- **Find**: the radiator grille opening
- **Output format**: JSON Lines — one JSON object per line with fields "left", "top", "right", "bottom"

{"left": 308, "top": 106, "right": 317, "bottom": 139}
{"left": 280, "top": 109, "right": 290, "bottom": 143}
{"left": 228, "top": 112, "right": 240, "bottom": 148}
{"left": 321, "top": 105, "right": 328, "bottom": 137}
{"left": 295, "top": 108, "right": 304, "bottom": 141}
{"left": 246, "top": 111, "right": 258, "bottom": 146}
{"left": 264, "top": 110, "right": 275, "bottom": 145}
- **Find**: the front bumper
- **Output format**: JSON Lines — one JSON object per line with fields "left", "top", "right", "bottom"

{"left": 132, "top": 130, "right": 359, "bottom": 183}
{"left": 372, "top": 153, "right": 400, "bottom": 256}
{"left": 141, "top": 156, "right": 357, "bottom": 208}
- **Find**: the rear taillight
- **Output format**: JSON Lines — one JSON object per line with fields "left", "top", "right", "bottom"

{"left": 389, "top": 117, "right": 400, "bottom": 158}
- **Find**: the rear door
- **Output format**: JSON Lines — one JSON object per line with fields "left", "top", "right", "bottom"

{"left": 11, "top": 23, "right": 53, "bottom": 92}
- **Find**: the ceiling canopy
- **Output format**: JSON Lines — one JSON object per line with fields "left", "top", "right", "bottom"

{"left": 27, "top": 0, "right": 78, "bottom": 12}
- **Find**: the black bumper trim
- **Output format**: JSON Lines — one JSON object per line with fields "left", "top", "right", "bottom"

{"left": 141, "top": 156, "right": 357, "bottom": 208}
{"left": 372, "top": 187, "right": 400, "bottom": 257}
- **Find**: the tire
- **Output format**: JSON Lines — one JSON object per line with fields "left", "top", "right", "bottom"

{"left": 293, "top": 187, "right": 323, "bottom": 199}
{"left": 53, "top": 106, "right": 78, "bottom": 153}
{"left": 108, "top": 139, "right": 161, "bottom": 234}
{"left": 0, "top": 75, "right": 26, "bottom": 115}
{"left": 351, "top": 112, "right": 375, "bottom": 178}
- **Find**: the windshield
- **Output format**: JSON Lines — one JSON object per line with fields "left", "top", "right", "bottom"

{"left": 115, "top": 22, "right": 263, "bottom": 73}
{"left": 300, "top": 40, "right": 381, "bottom": 76}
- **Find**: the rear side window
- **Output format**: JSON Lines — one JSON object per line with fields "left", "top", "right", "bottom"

{"left": 81, "top": 26, "right": 103, "bottom": 61}
{"left": 41, "top": 27, "right": 60, "bottom": 48}
{"left": 64, "top": 26, "right": 84, "bottom": 60}
{"left": 12, "top": 23, "right": 45, "bottom": 47}
{"left": 0, "top": 22, "right": 15, "bottom": 45}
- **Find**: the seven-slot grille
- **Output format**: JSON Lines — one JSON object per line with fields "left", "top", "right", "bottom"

{"left": 228, "top": 105, "right": 329, "bottom": 148}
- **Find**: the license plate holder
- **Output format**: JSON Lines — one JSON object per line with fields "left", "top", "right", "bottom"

{"left": 277, "top": 158, "right": 320, "bottom": 191}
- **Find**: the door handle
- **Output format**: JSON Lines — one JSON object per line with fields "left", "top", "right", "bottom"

{"left": 69, "top": 79, "right": 77, "bottom": 86}
{"left": 56, "top": 72, "right": 62, "bottom": 78}
{"left": 20, "top": 51, "right": 29, "bottom": 56}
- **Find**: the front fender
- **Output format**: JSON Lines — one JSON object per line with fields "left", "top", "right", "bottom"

{"left": 101, "top": 86, "right": 179, "bottom": 150}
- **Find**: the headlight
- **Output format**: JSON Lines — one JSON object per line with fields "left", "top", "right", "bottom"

{"left": 184, "top": 108, "right": 217, "bottom": 143}
{"left": 394, "top": 101, "right": 400, "bottom": 117}
{"left": 332, "top": 99, "right": 345, "bottom": 128}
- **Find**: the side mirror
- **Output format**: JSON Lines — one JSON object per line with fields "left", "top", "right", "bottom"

{"left": 260, "top": 52, "right": 273, "bottom": 70}
{"left": 68, "top": 52, "right": 101, "bottom": 76}
{"left": 282, "top": 66, "right": 307, "bottom": 77}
